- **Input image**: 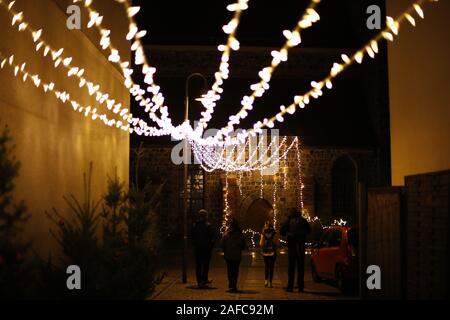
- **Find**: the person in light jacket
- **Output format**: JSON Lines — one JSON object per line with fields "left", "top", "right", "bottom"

{"left": 259, "top": 221, "right": 279, "bottom": 288}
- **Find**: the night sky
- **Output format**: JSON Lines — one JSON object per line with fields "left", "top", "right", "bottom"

{"left": 131, "top": 0, "right": 387, "bottom": 147}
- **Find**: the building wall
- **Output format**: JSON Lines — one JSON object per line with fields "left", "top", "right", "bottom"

{"left": 0, "top": 0, "right": 130, "bottom": 257}
{"left": 405, "top": 170, "right": 449, "bottom": 299}
{"left": 387, "top": 0, "right": 450, "bottom": 185}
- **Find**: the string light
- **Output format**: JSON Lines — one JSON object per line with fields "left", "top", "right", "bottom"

{"left": 195, "top": 0, "right": 249, "bottom": 133}
{"left": 260, "top": 170, "right": 264, "bottom": 199}
{"left": 295, "top": 138, "right": 304, "bottom": 211}
{"left": 283, "top": 142, "right": 288, "bottom": 189}
{"left": 0, "top": 0, "right": 169, "bottom": 136}
{"left": 272, "top": 176, "right": 278, "bottom": 229}
{"left": 199, "top": 0, "right": 322, "bottom": 138}
{"left": 332, "top": 219, "right": 348, "bottom": 226}
{"left": 238, "top": 171, "right": 243, "bottom": 196}
{"left": 73, "top": 0, "right": 174, "bottom": 135}
{"left": 0, "top": 0, "right": 439, "bottom": 152}
{"left": 0, "top": 50, "right": 130, "bottom": 131}
{"left": 220, "top": 171, "right": 232, "bottom": 234}
{"left": 191, "top": 136, "right": 299, "bottom": 173}
{"left": 243, "top": 229, "right": 260, "bottom": 248}
{"left": 205, "top": 0, "right": 437, "bottom": 146}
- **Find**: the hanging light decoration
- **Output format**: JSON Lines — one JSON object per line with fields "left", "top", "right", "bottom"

{"left": 0, "top": 0, "right": 439, "bottom": 151}
{"left": 0, "top": 50, "right": 131, "bottom": 132}
{"left": 203, "top": 0, "right": 322, "bottom": 139}
{"left": 195, "top": 0, "right": 250, "bottom": 136}
{"left": 272, "top": 176, "right": 278, "bottom": 229}
{"left": 220, "top": 171, "right": 232, "bottom": 234}
{"left": 72, "top": 0, "right": 174, "bottom": 135}
{"left": 0, "top": 0, "right": 170, "bottom": 136}
{"left": 203, "top": 0, "right": 437, "bottom": 147}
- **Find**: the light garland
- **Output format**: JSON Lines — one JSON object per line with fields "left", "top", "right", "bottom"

{"left": 220, "top": 171, "right": 232, "bottom": 234}
{"left": 259, "top": 170, "right": 264, "bottom": 199}
{"left": 272, "top": 176, "right": 278, "bottom": 229}
{"left": 0, "top": 0, "right": 172, "bottom": 136}
{"left": 295, "top": 138, "right": 304, "bottom": 210}
{"left": 73, "top": 0, "right": 174, "bottom": 136}
{"left": 196, "top": 0, "right": 249, "bottom": 135}
{"left": 0, "top": 0, "right": 440, "bottom": 157}
{"left": 243, "top": 229, "right": 260, "bottom": 248}
{"left": 191, "top": 136, "right": 299, "bottom": 173}
{"left": 204, "top": 0, "right": 322, "bottom": 141}
{"left": 332, "top": 219, "right": 347, "bottom": 226}
{"left": 0, "top": 50, "right": 129, "bottom": 131}
{"left": 238, "top": 171, "right": 243, "bottom": 196}
{"left": 203, "top": 0, "right": 438, "bottom": 147}
{"left": 283, "top": 142, "right": 287, "bottom": 189}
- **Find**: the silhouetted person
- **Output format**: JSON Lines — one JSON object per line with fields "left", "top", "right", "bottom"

{"left": 280, "top": 208, "right": 311, "bottom": 292}
{"left": 221, "top": 218, "right": 246, "bottom": 293}
{"left": 191, "top": 209, "right": 215, "bottom": 288}
{"left": 259, "top": 221, "right": 279, "bottom": 288}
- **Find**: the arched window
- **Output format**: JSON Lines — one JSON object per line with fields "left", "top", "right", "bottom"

{"left": 331, "top": 156, "right": 357, "bottom": 222}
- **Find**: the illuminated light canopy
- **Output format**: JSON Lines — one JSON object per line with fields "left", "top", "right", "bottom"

{"left": 206, "top": 0, "right": 436, "bottom": 147}
{"left": 198, "top": 0, "right": 322, "bottom": 138}
{"left": 0, "top": 0, "right": 440, "bottom": 157}
{"left": 0, "top": 0, "right": 167, "bottom": 136}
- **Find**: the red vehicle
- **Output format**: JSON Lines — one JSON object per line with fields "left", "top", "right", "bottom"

{"left": 310, "top": 226, "right": 359, "bottom": 292}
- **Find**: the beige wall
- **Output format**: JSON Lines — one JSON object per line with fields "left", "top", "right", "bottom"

{"left": 387, "top": 0, "right": 450, "bottom": 185}
{"left": 0, "top": 0, "right": 130, "bottom": 257}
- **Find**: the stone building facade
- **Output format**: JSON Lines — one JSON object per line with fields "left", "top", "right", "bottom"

{"left": 130, "top": 43, "right": 389, "bottom": 238}
{"left": 131, "top": 139, "right": 381, "bottom": 238}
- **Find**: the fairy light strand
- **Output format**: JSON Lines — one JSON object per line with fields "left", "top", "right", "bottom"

{"left": 73, "top": 0, "right": 174, "bottom": 135}
{"left": 196, "top": 0, "right": 249, "bottom": 134}
{"left": 0, "top": 50, "right": 129, "bottom": 131}
{"left": 0, "top": 0, "right": 171, "bottom": 136}
{"left": 206, "top": 0, "right": 322, "bottom": 140}
{"left": 205, "top": 0, "right": 437, "bottom": 147}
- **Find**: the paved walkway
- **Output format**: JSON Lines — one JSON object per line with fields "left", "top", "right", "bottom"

{"left": 151, "top": 249, "right": 354, "bottom": 300}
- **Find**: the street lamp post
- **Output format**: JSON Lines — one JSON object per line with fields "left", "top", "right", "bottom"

{"left": 182, "top": 73, "right": 207, "bottom": 284}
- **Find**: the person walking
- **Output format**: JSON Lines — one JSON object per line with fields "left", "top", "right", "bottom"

{"left": 221, "top": 218, "right": 246, "bottom": 293}
{"left": 191, "top": 209, "right": 215, "bottom": 288}
{"left": 259, "top": 221, "right": 278, "bottom": 288}
{"left": 280, "top": 208, "right": 311, "bottom": 292}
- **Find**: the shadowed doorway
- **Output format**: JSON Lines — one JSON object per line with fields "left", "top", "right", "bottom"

{"left": 244, "top": 198, "right": 273, "bottom": 232}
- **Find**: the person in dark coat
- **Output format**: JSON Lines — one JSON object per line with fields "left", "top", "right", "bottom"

{"left": 191, "top": 209, "right": 215, "bottom": 288}
{"left": 221, "top": 218, "right": 247, "bottom": 293}
{"left": 280, "top": 208, "right": 312, "bottom": 292}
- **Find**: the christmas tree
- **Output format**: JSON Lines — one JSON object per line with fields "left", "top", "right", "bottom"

{"left": 0, "top": 124, "right": 34, "bottom": 298}
{"left": 44, "top": 164, "right": 162, "bottom": 299}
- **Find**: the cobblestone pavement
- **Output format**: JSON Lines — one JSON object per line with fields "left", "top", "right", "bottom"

{"left": 151, "top": 249, "right": 356, "bottom": 300}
